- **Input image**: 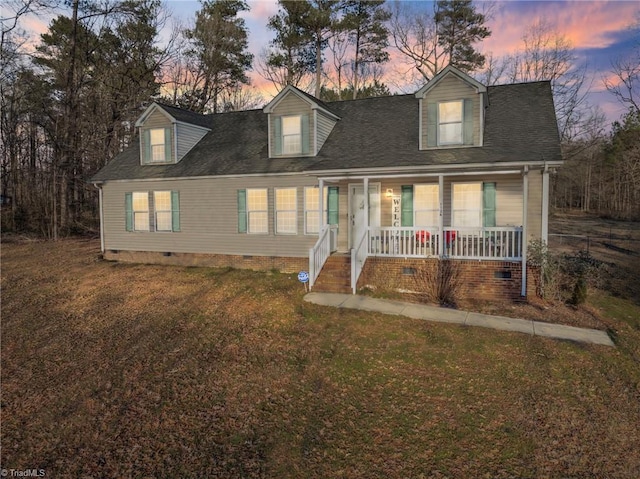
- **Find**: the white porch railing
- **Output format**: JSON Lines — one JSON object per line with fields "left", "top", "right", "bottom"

{"left": 368, "top": 226, "right": 523, "bottom": 260}
{"left": 309, "top": 225, "right": 337, "bottom": 289}
{"left": 351, "top": 230, "right": 369, "bottom": 294}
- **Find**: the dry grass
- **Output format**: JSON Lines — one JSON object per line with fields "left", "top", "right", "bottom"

{"left": 2, "top": 237, "right": 640, "bottom": 478}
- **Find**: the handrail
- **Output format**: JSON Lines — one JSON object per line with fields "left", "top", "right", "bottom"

{"left": 309, "top": 225, "right": 332, "bottom": 289}
{"left": 369, "top": 226, "right": 523, "bottom": 260}
{"left": 351, "top": 228, "right": 369, "bottom": 294}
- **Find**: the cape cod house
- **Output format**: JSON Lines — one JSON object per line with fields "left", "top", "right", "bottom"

{"left": 91, "top": 65, "right": 563, "bottom": 300}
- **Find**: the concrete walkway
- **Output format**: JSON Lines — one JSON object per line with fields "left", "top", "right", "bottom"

{"left": 304, "top": 292, "right": 615, "bottom": 347}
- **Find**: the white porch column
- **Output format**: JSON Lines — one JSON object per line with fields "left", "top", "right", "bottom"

{"left": 318, "top": 178, "right": 325, "bottom": 229}
{"left": 363, "top": 177, "right": 369, "bottom": 232}
{"left": 542, "top": 165, "right": 549, "bottom": 243}
{"left": 438, "top": 174, "right": 444, "bottom": 256}
{"left": 521, "top": 166, "right": 529, "bottom": 297}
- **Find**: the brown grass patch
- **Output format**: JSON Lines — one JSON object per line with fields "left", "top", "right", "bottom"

{"left": 2, "top": 238, "right": 640, "bottom": 478}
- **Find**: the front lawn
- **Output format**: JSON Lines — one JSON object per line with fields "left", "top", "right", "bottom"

{"left": 2, "top": 239, "right": 639, "bottom": 478}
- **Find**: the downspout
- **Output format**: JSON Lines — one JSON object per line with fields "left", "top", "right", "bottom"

{"left": 439, "top": 174, "right": 444, "bottom": 256}
{"left": 542, "top": 162, "right": 549, "bottom": 243}
{"left": 94, "top": 183, "right": 105, "bottom": 253}
{"left": 521, "top": 166, "right": 529, "bottom": 297}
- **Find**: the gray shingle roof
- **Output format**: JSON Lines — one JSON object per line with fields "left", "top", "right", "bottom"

{"left": 92, "top": 81, "right": 561, "bottom": 182}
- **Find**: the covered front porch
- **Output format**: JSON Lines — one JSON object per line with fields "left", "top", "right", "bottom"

{"left": 309, "top": 165, "right": 550, "bottom": 297}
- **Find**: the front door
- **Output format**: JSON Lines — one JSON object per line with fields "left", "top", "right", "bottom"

{"left": 349, "top": 183, "right": 380, "bottom": 248}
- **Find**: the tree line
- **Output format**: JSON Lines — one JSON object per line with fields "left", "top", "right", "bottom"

{"left": 1, "top": 0, "right": 638, "bottom": 238}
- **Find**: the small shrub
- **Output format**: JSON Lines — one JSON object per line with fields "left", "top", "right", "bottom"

{"left": 571, "top": 276, "right": 588, "bottom": 305}
{"left": 528, "top": 239, "right": 606, "bottom": 304}
{"left": 413, "top": 259, "right": 461, "bottom": 307}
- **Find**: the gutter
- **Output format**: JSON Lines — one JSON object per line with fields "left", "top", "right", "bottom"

{"left": 93, "top": 183, "right": 105, "bottom": 253}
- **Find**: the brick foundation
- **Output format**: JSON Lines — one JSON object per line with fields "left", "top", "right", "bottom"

{"left": 359, "top": 257, "right": 538, "bottom": 301}
{"left": 103, "top": 250, "right": 307, "bottom": 273}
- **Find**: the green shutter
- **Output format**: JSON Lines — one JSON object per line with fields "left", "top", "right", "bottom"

{"left": 401, "top": 185, "right": 413, "bottom": 227}
{"left": 327, "top": 186, "right": 339, "bottom": 225}
{"left": 301, "top": 114, "right": 310, "bottom": 154}
{"left": 125, "top": 192, "right": 133, "bottom": 231}
{"left": 164, "top": 127, "right": 173, "bottom": 162}
{"left": 171, "top": 191, "right": 180, "bottom": 232}
{"left": 237, "top": 189, "right": 247, "bottom": 233}
{"left": 142, "top": 129, "right": 151, "bottom": 164}
{"left": 463, "top": 99, "right": 473, "bottom": 145}
{"left": 273, "top": 117, "right": 282, "bottom": 155}
{"left": 483, "top": 182, "right": 496, "bottom": 227}
{"left": 426, "top": 102, "right": 437, "bottom": 147}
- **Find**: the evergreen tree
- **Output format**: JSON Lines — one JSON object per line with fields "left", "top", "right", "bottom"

{"left": 264, "top": 0, "right": 316, "bottom": 89}
{"left": 434, "top": 0, "right": 490, "bottom": 73}
{"left": 184, "top": 0, "right": 253, "bottom": 113}
{"left": 338, "top": 0, "right": 391, "bottom": 99}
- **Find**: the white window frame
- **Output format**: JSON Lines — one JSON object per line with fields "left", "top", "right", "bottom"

{"left": 452, "top": 182, "right": 482, "bottom": 228}
{"left": 282, "top": 115, "right": 302, "bottom": 155}
{"left": 149, "top": 128, "right": 166, "bottom": 163}
{"left": 154, "top": 191, "right": 172, "bottom": 232}
{"left": 304, "top": 186, "right": 329, "bottom": 235}
{"left": 414, "top": 184, "right": 439, "bottom": 227}
{"left": 132, "top": 192, "right": 149, "bottom": 231}
{"left": 275, "top": 187, "right": 297, "bottom": 235}
{"left": 247, "top": 188, "right": 268, "bottom": 234}
{"left": 438, "top": 100, "right": 463, "bottom": 146}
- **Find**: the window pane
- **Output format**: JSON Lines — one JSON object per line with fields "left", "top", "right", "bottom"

{"left": 415, "top": 210, "right": 438, "bottom": 226}
{"left": 134, "top": 212, "right": 149, "bottom": 231}
{"left": 247, "top": 189, "right": 267, "bottom": 210}
{"left": 277, "top": 212, "right": 296, "bottom": 234}
{"left": 156, "top": 211, "right": 172, "bottom": 231}
{"left": 132, "top": 192, "right": 148, "bottom": 211}
{"left": 439, "top": 101, "right": 462, "bottom": 123}
{"left": 150, "top": 128, "right": 164, "bottom": 145}
{"left": 282, "top": 116, "right": 300, "bottom": 135}
{"left": 151, "top": 145, "right": 165, "bottom": 162}
{"left": 282, "top": 116, "right": 301, "bottom": 154}
{"left": 154, "top": 191, "right": 172, "bottom": 231}
{"left": 305, "top": 187, "right": 319, "bottom": 210}
{"left": 276, "top": 188, "right": 296, "bottom": 210}
{"left": 154, "top": 191, "right": 171, "bottom": 210}
{"left": 452, "top": 183, "right": 482, "bottom": 227}
{"left": 306, "top": 211, "right": 319, "bottom": 234}
{"left": 248, "top": 211, "right": 268, "bottom": 233}
{"left": 439, "top": 123, "right": 462, "bottom": 144}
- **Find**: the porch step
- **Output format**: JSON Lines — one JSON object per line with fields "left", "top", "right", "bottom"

{"left": 312, "top": 254, "right": 352, "bottom": 294}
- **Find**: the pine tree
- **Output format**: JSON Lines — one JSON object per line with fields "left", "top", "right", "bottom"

{"left": 338, "top": 0, "right": 391, "bottom": 99}
{"left": 434, "top": 0, "right": 490, "bottom": 73}
{"left": 184, "top": 0, "right": 253, "bottom": 113}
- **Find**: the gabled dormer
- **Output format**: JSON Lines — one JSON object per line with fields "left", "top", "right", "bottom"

{"left": 135, "top": 103, "right": 211, "bottom": 165}
{"left": 415, "top": 65, "right": 487, "bottom": 150}
{"left": 263, "top": 85, "right": 340, "bottom": 158}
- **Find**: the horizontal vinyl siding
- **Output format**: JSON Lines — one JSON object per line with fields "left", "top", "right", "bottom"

{"left": 176, "top": 123, "right": 208, "bottom": 161}
{"left": 527, "top": 170, "right": 543, "bottom": 239}
{"left": 102, "top": 176, "right": 320, "bottom": 257}
{"left": 144, "top": 110, "right": 171, "bottom": 128}
{"left": 421, "top": 75, "right": 481, "bottom": 148}
{"left": 316, "top": 111, "right": 336, "bottom": 153}
{"left": 496, "top": 176, "right": 523, "bottom": 226}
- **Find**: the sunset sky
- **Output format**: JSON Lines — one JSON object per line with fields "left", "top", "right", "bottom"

{"left": 13, "top": 0, "right": 640, "bottom": 127}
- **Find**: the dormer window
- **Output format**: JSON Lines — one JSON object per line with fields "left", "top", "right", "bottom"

{"left": 282, "top": 116, "right": 302, "bottom": 154}
{"left": 141, "top": 126, "right": 173, "bottom": 164}
{"left": 150, "top": 129, "right": 167, "bottom": 162}
{"left": 438, "top": 101, "right": 463, "bottom": 145}
{"left": 272, "top": 114, "right": 310, "bottom": 156}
